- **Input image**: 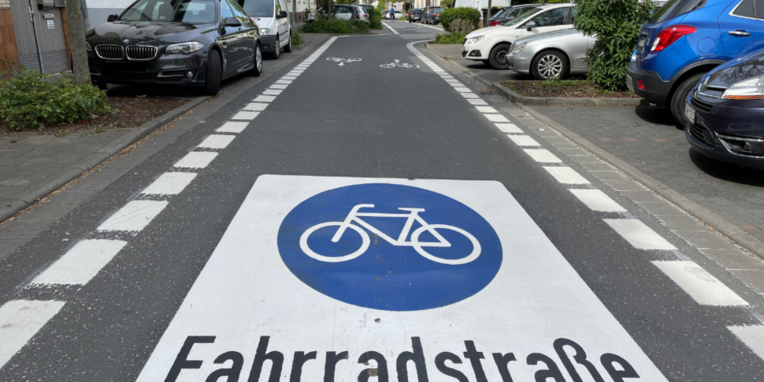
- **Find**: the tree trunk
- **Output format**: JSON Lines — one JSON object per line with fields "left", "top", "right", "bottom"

{"left": 485, "top": 0, "right": 492, "bottom": 27}
{"left": 327, "top": 0, "right": 333, "bottom": 20}
{"left": 64, "top": 0, "right": 90, "bottom": 85}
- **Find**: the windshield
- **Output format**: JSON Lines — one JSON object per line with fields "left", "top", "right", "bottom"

{"left": 490, "top": 8, "right": 510, "bottom": 20}
{"left": 502, "top": 7, "right": 541, "bottom": 26}
{"left": 650, "top": 0, "right": 705, "bottom": 22}
{"left": 433, "top": 8, "right": 443, "bottom": 13}
{"left": 240, "top": 0, "right": 274, "bottom": 18}
{"left": 120, "top": 0, "right": 217, "bottom": 23}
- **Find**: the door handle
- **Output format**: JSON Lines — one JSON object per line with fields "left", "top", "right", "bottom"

{"left": 729, "top": 30, "right": 751, "bottom": 37}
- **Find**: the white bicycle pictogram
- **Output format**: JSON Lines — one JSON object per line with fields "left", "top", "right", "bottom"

{"left": 380, "top": 59, "right": 420, "bottom": 69}
{"left": 326, "top": 57, "right": 362, "bottom": 66}
{"left": 299, "top": 204, "right": 481, "bottom": 265}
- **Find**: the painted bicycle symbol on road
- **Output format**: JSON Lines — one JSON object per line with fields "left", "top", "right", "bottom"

{"left": 380, "top": 59, "right": 420, "bottom": 69}
{"left": 299, "top": 203, "right": 481, "bottom": 265}
{"left": 326, "top": 57, "right": 362, "bottom": 66}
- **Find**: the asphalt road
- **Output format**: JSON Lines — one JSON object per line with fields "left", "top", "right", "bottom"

{"left": 1, "top": 22, "right": 764, "bottom": 381}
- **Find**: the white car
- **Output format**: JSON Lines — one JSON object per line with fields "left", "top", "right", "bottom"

{"left": 462, "top": 3, "right": 577, "bottom": 70}
{"left": 241, "top": 0, "right": 292, "bottom": 59}
{"left": 385, "top": 11, "right": 404, "bottom": 19}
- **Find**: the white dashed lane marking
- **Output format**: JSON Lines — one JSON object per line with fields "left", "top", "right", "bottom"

{"left": 243, "top": 103, "right": 268, "bottom": 112}
{"left": 253, "top": 95, "right": 276, "bottom": 103}
{"left": 0, "top": 300, "right": 65, "bottom": 369}
{"left": 653, "top": 261, "right": 748, "bottom": 306}
{"left": 142, "top": 172, "right": 198, "bottom": 195}
{"left": 475, "top": 106, "right": 498, "bottom": 113}
{"left": 544, "top": 167, "right": 590, "bottom": 185}
{"left": 604, "top": 219, "right": 676, "bottom": 250}
{"left": 174, "top": 152, "right": 218, "bottom": 169}
{"left": 32, "top": 240, "right": 127, "bottom": 285}
{"left": 197, "top": 134, "right": 236, "bottom": 150}
{"left": 217, "top": 121, "right": 249, "bottom": 133}
{"left": 569, "top": 189, "right": 627, "bottom": 213}
{"left": 461, "top": 93, "right": 480, "bottom": 99}
{"left": 524, "top": 149, "right": 562, "bottom": 163}
{"left": 263, "top": 89, "right": 282, "bottom": 96}
{"left": 729, "top": 326, "right": 764, "bottom": 360}
{"left": 231, "top": 111, "right": 259, "bottom": 120}
{"left": 497, "top": 123, "right": 523, "bottom": 133}
{"left": 484, "top": 114, "right": 509, "bottom": 123}
{"left": 508, "top": 135, "right": 541, "bottom": 147}
{"left": 98, "top": 200, "right": 169, "bottom": 232}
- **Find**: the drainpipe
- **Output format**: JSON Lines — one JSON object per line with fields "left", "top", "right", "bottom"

{"left": 28, "top": 0, "right": 45, "bottom": 73}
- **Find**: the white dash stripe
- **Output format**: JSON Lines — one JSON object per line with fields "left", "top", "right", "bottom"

{"left": 98, "top": 200, "right": 168, "bottom": 232}
{"left": 263, "top": 89, "right": 282, "bottom": 96}
{"left": 496, "top": 123, "right": 523, "bottom": 133}
{"left": 232, "top": 111, "right": 259, "bottom": 120}
{"left": 142, "top": 172, "right": 197, "bottom": 195}
{"left": 476, "top": 106, "right": 498, "bottom": 113}
{"left": 275, "top": 80, "right": 293, "bottom": 85}
{"left": 653, "top": 261, "right": 747, "bottom": 306}
{"left": 0, "top": 300, "right": 65, "bottom": 369}
{"left": 523, "top": 149, "right": 561, "bottom": 163}
{"left": 270, "top": 84, "right": 288, "bottom": 90}
{"left": 454, "top": 87, "right": 472, "bottom": 93}
{"left": 467, "top": 99, "right": 488, "bottom": 106}
{"left": 460, "top": 92, "right": 479, "bottom": 99}
{"left": 174, "top": 152, "right": 218, "bottom": 169}
{"left": 508, "top": 135, "right": 541, "bottom": 147}
{"left": 253, "top": 95, "right": 276, "bottom": 103}
{"left": 484, "top": 114, "right": 509, "bottom": 123}
{"left": 544, "top": 167, "right": 590, "bottom": 185}
{"left": 604, "top": 219, "right": 676, "bottom": 250}
{"left": 217, "top": 121, "right": 248, "bottom": 133}
{"left": 32, "top": 240, "right": 127, "bottom": 285}
{"left": 570, "top": 189, "right": 626, "bottom": 212}
{"left": 242, "top": 102, "right": 268, "bottom": 111}
{"left": 198, "top": 135, "right": 235, "bottom": 149}
{"left": 729, "top": 326, "right": 764, "bottom": 361}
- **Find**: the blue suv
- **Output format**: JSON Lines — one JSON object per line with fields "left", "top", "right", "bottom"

{"left": 627, "top": 0, "right": 764, "bottom": 127}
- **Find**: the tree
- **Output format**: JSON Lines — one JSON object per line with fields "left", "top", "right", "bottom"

{"left": 64, "top": 0, "right": 90, "bottom": 85}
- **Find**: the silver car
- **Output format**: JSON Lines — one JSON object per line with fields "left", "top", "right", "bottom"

{"left": 507, "top": 28, "right": 595, "bottom": 80}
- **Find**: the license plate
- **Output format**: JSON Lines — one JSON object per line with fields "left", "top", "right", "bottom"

{"left": 685, "top": 104, "right": 696, "bottom": 123}
{"left": 626, "top": 75, "right": 634, "bottom": 92}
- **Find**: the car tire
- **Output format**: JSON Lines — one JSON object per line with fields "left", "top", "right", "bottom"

{"left": 531, "top": 50, "right": 568, "bottom": 80}
{"left": 284, "top": 30, "right": 292, "bottom": 53}
{"left": 488, "top": 43, "right": 511, "bottom": 70}
{"left": 203, "top": 50, "right": 222, "bottom": 96}
{"left": 271, "top": 36, "right": 281, "bottom": 59}
{"left": 670, "top": 72, "right": 706, "bottom": 129}
{"left": 249, "top": 42, "right": 263, "bottom": 77}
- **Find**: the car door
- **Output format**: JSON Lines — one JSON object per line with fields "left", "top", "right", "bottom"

{"left": 519, "top": 7, "right": 572, "bottom": 37}
{"left": 335, "top": 5, "right": 351, "bottom": 20}
{"left": 218, "top": 0, "right": 245, "bottom": 76}
{"left": 275, "top": 0, "right": 289, "bottom": 46}
{"left": 228, "top": 0, "right": 258, "bottom": 67}
{"left": 718, "top": 0, "right": 764, "bottom": 59}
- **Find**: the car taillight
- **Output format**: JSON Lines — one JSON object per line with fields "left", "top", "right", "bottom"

{"left": 489, "top": 20, "right": 498, "bottom": 26}
{"left": 637, "top": 80, "right": 645, "bottom": 90}
{"left": 650, "top": 25, "right": 697, "bottom": 52}
{"left": 434, "top": 13, "right": 439, "bottom": 17}
{"left": 357, "top": 14, "right": 360, "bottom": 18}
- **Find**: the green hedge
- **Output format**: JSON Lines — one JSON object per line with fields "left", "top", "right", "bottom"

{"left": 369, "top": 9, "right": 382, "bottom": 29}
{"left": 440, "top": 7, "right": 480, "bottom": 31}
{"left": 301, "top": 18, "right": 370, "bottom": 33}
{"left": 433, "top": 32, "right": 466, "bottom": 44}
{"left": 0, "top": 70, "right": 111, "bottom": 130}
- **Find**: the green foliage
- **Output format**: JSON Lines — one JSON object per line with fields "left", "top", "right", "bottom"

{"left": 440, "top": 7, "right": 480, "bottom": 32}
{"left": 433, "top": 32, "right": 466, "bottom": 44}
{"left": 301, "top": 18, "right": 370, "bottom": 33}
{"left": 0, "top": 69, "right": 111, "bottom": 131}
{"left": 574, "top": 0, "right": 655, "bottom": 90}
{"left": 369, "top": 9, "right": 382, "bottom": 29}
{"left": 291, "top": 30, "right": 303, "bottom": 46}
{"left": 440, "top": 0, "right": 453, "bottom": 8}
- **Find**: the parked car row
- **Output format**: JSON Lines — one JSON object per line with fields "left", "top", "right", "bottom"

{"left": 87, "top": 0, "right": 295, "bottom": 96}
{"left": 407, "top": 6, "right": 442, "bottom": 24}
{"left": 308, "top": 4, "right": 370, "bottom": 22}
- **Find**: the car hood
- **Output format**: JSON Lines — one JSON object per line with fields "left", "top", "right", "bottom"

{"left": 465, "top": 25, "right": 521, "bottom": 39}
{"left": 250, "top": 16, "right": 274, "bottom": 29}
{"left": 88, "top": 21, "right": 215, "bottom": 44}
{"left": 704, "top": 48, "right": 764, "bottom": 89}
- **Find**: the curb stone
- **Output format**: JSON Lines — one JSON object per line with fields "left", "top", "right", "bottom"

{"left": 0, "top": 95, "right": 209, "bottom": 223}
{"left": 491, "top": 81, "right": 643, "bottom": 106}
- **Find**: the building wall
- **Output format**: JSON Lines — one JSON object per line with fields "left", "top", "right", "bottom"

{"left": 11, "top": 0, "right": 69, "bottom": 73}
{"left": 0, "top": 1, "right": 21, "bottom": 74}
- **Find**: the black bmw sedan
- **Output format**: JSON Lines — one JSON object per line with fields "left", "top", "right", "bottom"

{"left": 685, "top": 48, "right": 764, "bottom": 170}
{"left": 86, "top": 0, "right": 262, "bottom": 95}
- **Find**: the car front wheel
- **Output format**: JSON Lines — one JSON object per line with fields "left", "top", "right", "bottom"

{"left": 531, "top": 50, "right": 568, "bottom": 80}
{"left": 271, "top": 36, "right": 281, "bottom": 59}
{"left": 249, "top": 42, "right": 263, "bottom": 77}
{"left": 203, "top": 50, "right": 222, "bottom": 96}
{"left": 488, "top": 43, "right": 511, "bottom": 70}
{"left": 670, "top": 72, "right": 706, "bottom": 129}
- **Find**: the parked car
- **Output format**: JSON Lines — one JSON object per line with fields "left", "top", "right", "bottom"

{"left": 239, "top": 0, "right": 291, "bottom": 59}
{"left": 462, "top": 4, "right": 577, "bottom": 70}
{"left": 359, "top": 4, "right": 375, "bottom": 17}
{"left": 507, "top": 28, "right": 595, "bottom": 79}
{"left": 627, "top": 0, "right": 764, "bottom": 127}
{"left": 488, "top": 4, "right": 541, "bottom": 26}
{"left": 408, "top": 8, "right": 423, "bottom": 23}
{"left": 352, "top": 5, "right": 370, "bottom": 22}
{"left": 87, "top": 0, "right": 262, "bottom": 96}
{"left": 422, "top": 6, "right": 442, "bottom": 24}
{"left": 308, "top": 4, "right": 367, "bottom": 21}
{"left": 684, "top": 48, "right": 764, "bottom": 169}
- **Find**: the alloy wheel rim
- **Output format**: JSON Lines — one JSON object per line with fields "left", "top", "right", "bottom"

{"left": 257, "top": 45, "right": 262, "bottom": 71}
{"left": 497, "top": 50, "right": 508, "bottom": 65}
{"left": 538, "top": 55, "right": 562, "bottom": 78}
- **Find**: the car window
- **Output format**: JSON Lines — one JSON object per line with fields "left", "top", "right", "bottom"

{"left": 121, "top": 0, "right": 217, "bottom": 23}
{"left": 570, "top": 7, "right": 579, "bottom": 22}
{"left": 239, "top": 0, "right": 273, "bottom": 18}
{"left": 651, "top": 0, "right": 706, "bottom": 23}
{"left": 523, "top": 7, "right": 568, "bottom": 27}
{"left": 274, "top": 0, "right": 281, "bottom": 13}
{"left": 503, "top": 7, "right": 541, "bottom": 26}
{"left": 221, "top": 0, "right": 234, "bottom": 19}
{"left": 733, "top": 0, "right": 764, "bottom": 19}
{"left": 228, "top": 0, "right": 250, "bottom": 23}
{"left": 337, "top": 6, "right": 350, "bottom": 13}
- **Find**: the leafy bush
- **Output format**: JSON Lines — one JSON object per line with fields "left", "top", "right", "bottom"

{"left": 449, "top": 19, "right": 475, "bottom": 34}
{"left": 440, "top": 7, "right": 480, "bottom": 32}
{"left": 433, "top": 32, "right": 466, "bottom": 44}
{"left": 301, "top": 18, "right": 369, "bottom": 33}
{"left": 369, "top": 9, "right": 382, "bottom": 29}
{"left": 291, "top": 30, "right": 303, "bottom": 46}
{"left": 0, "top": 69, "right": 110, "bottom": 130}
{"left": 574, "top": 0, "right": 655, "bottom": 90}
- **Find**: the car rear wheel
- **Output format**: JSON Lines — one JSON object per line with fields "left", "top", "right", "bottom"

{"left": 670, "top": 72, "right": 705, "bottom": 129}
{"left": 488, "top": 43, "right": 511, "bottom": 70}
{"left": 203, "top": 50, "right": 222, "bottom": 96}
{"left": 284, "top": 30, "right": 292, "bottom": 53}
{"left": 249, "top": 42, "right": 263, "bottom": 77}
{"left": 271, "top": 36, "right": 281, "bottom": 59}
{"left": 531, "top": 50, "right": 567, "bottom": 80}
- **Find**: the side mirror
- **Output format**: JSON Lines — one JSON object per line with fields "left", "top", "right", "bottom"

{"left": 525, "top": 20, "right": 537, "bottom": 31}
{"left": 224, "top": 17, "right": 242, "bottom": 27}
{"left": 277, "top": 10, "right": 288, "bottom": 18}
{"left": 107, "top": 14, "right": 118, "bottom": 22}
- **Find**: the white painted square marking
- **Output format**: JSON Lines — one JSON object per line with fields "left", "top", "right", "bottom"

{"left": 461, "top": 93, "right": 479, "bottom": 99}
{"left": 136, "top": 175, "right": 669, "bottom": 382}
{"left": 198, "top": 135, "right": 235, "bottom": 150}
{"left": 174, "top": 152, "right": 218, "bottom": 169}
{"left": 454, "top": 87, "right": 473, "bottom": 93}
{"left": 467, "top": 99, "right": 488, "bottom": 106}
{"left": 0, "top": 300, "right": 65, "bottom": 369}
{"left": 217, "top": 121, "right": 248, "bottom": 133}
{"left": 496, "top": 123, "right": 523, "bottom": 133}
{"left": 263, "top": 89, "right": 282, "bottom": 96}
{"left": 570, "top": 189, "right": 626, "bottom": 212}
{"left": 270, "top": 84, "right": 288, "bottom": 90}
{"left": 484, "top": 114, "right": 509, "bottom": 123}
{"left": 729, "top": 326, "right": 764, "bottom": 361}
{"left": 544, "top": 167, "right": 590, "bottom": 185}
{"left": 142, "top": 172, "right": 198, "bottom": 195}
{"left": 98, "top": 200, "right": 168, "bottom": 232}
{"left": 253, "top": 96, "right": 276, "bottom": 103}
{"left": 605, "top": 219, "right": 676, "bottom": 250}
{"left": 476, "top": 106, "right": 498, "bottom": 113}
{"left": 523, "top": 149, "right": 561, "bottom": 163}
{"left": 275, "top": 80, "right": 293, "bottom": 85}
{"left": 653, "top": 261, "right": 747, "bottom": 306}
{"left": 32, "top": 240, "right": 127, "bottom": 285}
{"left": 282, "top": 76, "right": 297, "bottom": 80}
{"left": 508, "top": 135, "right": 541, "bottom": 147}
{"left": 243, "top": 102, "right": 268, "bottom": 111}
{"left": 232, "top": 111, "right": 260, "bottom": 121}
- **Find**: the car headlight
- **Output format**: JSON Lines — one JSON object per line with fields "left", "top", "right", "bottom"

{"left": 86, "top": 42, "right": 92, "bottom": 51}
{"left": 166, "top": 42, "right": 204, "bottom": 54}
{"left": 465, "top": 36, "right": 484, "bottom": 45}
{"left": 260, "top": 28, "right": 272, "bottom": 35}
{"left": 510, "top": 42, "right": 526, "bottom": 55}
{"left": 722, "top": 75, "right": 764, "bottom": 100}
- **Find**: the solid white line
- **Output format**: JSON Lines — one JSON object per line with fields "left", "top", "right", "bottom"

{"left": 217, "top": 121, "right": 248, "bottom": 133}
{"left": 270, "top": 84, "right": 288, "bottom": 90}
{"left": 263, "top": 89, "right": 282, "bottom": 96}
{"left": 496, "top": 123, "right": 523, "bottom": 133}
{"left": 508, "top": 135, "right": 540, "bottom": 147}
{"left": 33, "top": 240, "right": 128, "bottom": 285}
{"left": 243, "top": 103, "right": 268, "bottom": 111}
{"left": 98, "top": 200, "right": 169, "bottom": 232}
{"left": 253, "top": 95, "right": 276, "bottom": 103}
{"left": 484, "top": 114, "right": 509, "bottom": 123}
{"left": 174, "top": 152, "right": 218, "bottom": 169}
{"left": 523, "top": 149, "right": 561, "bottom": 163}
{"left": 544, "top": 167, "right": 590, "bottom": 185}
{"left": 382, "top": 22, "right": 399, "bottom": 35}
{"left": 142, "top": 172, "right": 197, "bottom": 195}
{"left": 232, "top": 111, "right": 260, "bottom": 120}
{"left": 198, "top": 135, "right": 235, "bottom": 150}
{"left": 570, "top": 189, "right": 626, "bottom": 212}
{"left": 476, "top": 106, "right": 498, "bottom": 113}
{"left": 467, "top": 99, "right": 488, "bottom": 106}
{"left": 729, "top": 326, "right": 764, "bottom": 361}
{"left": 605, "top": 219, "right": 676, "bottom": 250}
{"left": 0, "top": 300, "right": 65, "bottom": 369}
{"left": 653, "top": 261, "right": 747, "bottom": 306}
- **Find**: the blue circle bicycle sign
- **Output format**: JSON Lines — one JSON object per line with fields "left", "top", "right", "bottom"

{"left": 277, "top": 183, "right": 502, "bottom": 311}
